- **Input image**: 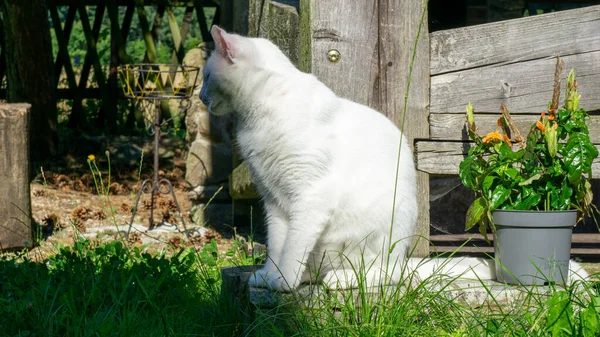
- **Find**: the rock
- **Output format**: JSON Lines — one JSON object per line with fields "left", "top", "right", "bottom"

{"left": 185, "top": 138, "right": 233, "bottom": 187}
{"left": 229, "top": 162, "right": 260, "bottom": 199}
{"left": 190, "top": 203, "right": 233, "bottom": 226}
{"left": 188, "top": 184, "right": 231, "bottom": 202}
{"left": 183, "top": 44, "right": 209, "bottom": 69}
{"left": 185, "top": 86, "right": 233, "bottom": 144}
{"left": 183, "top": 45, "right": 234, "bottom": 194}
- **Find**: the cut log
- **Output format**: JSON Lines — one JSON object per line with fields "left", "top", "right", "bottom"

{"left": 0, "top": 103, "right": 32, "bottom": 250}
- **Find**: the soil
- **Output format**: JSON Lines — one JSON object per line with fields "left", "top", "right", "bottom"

{"left": 8, "top": 134, "right": 250, "bottom": 262}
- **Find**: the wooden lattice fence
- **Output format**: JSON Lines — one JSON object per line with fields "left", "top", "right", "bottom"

{"left": 0, "top": 0, "right": 233, "bottom": 130}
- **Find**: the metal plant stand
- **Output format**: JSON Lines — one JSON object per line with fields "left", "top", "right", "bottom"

{"left": 117, "top": 63, "right": 200, "bottom": 236}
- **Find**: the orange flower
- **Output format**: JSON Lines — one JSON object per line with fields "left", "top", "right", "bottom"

{"left": 541, "top": 111, "right": 545, "bottom": 119}
{"left": 482, "top": 131, "right": 504, "bottom": 143}
{"left": 548, "top": 114, "right": 555, "bottom": 121}
{"left": 536, "top": 121, "right": 546, "bottom": 132}
{"left": 496, "top": 118, "right": 502, "bottom": 127}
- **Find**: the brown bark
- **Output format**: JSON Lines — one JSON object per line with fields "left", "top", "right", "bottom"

{"left": 1, "top": 0, "right": 58, "bottom": 164}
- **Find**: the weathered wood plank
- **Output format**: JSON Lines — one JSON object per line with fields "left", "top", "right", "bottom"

{"left": 430, "top": 51, "right": 600, "bottom": 113}
{"left": 135, "top": 1, "right": 160, "bottom": 63}
{"left": 300, "top": 0, "right": 379, "bottom": 106}
{"left": 78, "top": 5, "right": 108, "bottom": 90}
{"left": 169, "top": 6, "right": 194, "bottom": 64}
{"left": 430, "top": 246, "right": 600, "bottom": 257}
{"left": 247, "top": 0, "right": 299, "bottom": 65}
{"left": 378, "top": 0, "right": 430, "bottom": 257}
{"left": 415, "top": 140, "right": 600, "bottom": 178}
{"left": 430, "top": 5, "right": 600, "bottom": 75}
{"left": 107, "top": 0, "right": 132, "bottom": 64}
{"left": 166, "top": 7, "right": 184, "bottom": 64}
{"left": 48, "top": 4, "right": 79, "bottom": 94}
{"left": 430, "top": 113, "right": 600, "bottom": 144}
{"left": 0, "top": 104, "right": 32, "bottom": 250}
{"left": 52, "top": 6, "right": 77, "bottom": 88}
{"left": 194, "top": 1, "right": 212, "bottom": 41}
{"left": 77, "top": 5, "right": 105, "bottom": 90}
{"left": 0, "top": 29, "right": 4, "bottom": 88}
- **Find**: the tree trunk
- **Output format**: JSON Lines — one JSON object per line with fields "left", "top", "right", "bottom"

{"left": 1, "top": 0, "right": 58, "bottom": 165}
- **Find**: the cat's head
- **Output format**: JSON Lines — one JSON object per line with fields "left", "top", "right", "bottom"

{"left": 199, "top": 25, "right": 295, "bottom": 116}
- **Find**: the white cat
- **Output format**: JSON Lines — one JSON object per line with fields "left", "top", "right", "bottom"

{"left": 200, "top": 26, "right": 418, "bottom": 291}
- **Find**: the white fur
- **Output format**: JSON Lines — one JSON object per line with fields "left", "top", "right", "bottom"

{"left": 200, "top": 26, "right": 417, "bottom": 291}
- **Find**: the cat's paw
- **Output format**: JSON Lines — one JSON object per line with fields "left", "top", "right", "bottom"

{"left": 248, "top": 269, "right": 293, "bottom": 292}
{"left": 248, "top": 268, "right": 271, "bottom": 288}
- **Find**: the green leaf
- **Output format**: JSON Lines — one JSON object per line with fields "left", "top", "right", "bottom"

{"left": 504, "top": 168, "right": 519, "bottom": 180}
{"left": 465, "top": 197, "right": 487, "bottom": 231}
{"left": 524, "top": 124, "right": 542, "bottom": 160}
{"left": 546, "top": 291, "right": 573, "bottom": 337}
{"left": 565, "top": 132, "right": 599, "bottom": 184}
{"left": 518, "top": 173, "right": 542, "bottom": 186}
{"left": 489, "top": 185, "right": 511, "bottom": 210}
{"left": 513, "top": 193, "right": 542, "bottom": 210}
{"left": 554, "top": 183, "right": 573, "bottom": 210}
{"left": 459, "top": 157, "right": 482, "bottom": 190}
{"left": 545, "top": 124, "right": 558, "bottom": 157}
{"left": 498, "top": 142, "right": 523, "bottom": 161}
{"left": 483, "top": 176, "right": 495, "bottom": 195}
{"left": 581, "top": 303, "right": 599, "bottom": 337}
{"left": 562, "top": 119, "right": 587, "bottom": 134}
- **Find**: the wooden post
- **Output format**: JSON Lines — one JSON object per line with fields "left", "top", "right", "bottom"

{"left": 299, "top": 0, "right": 431, "bottom": 256}
{"left": 0, "top": 103, "right": 32, "bottom": 250}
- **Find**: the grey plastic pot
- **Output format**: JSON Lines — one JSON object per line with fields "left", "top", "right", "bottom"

{"left": 492, "top": 209, "right": 577, "bottom": 286}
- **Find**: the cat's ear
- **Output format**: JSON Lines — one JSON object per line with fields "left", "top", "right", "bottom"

{"left": 211, "top": 25, "right": 237, "bottom": 64}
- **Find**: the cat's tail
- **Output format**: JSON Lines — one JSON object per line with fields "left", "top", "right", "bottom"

{"left": 407, "top": 256, "right": 495, "bottom": 281}
{"left": 406, "top": 257, "right": 589, "bottom": 285}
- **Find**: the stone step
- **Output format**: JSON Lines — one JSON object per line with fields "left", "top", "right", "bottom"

{"left": 220, "top": 264, "right": 590, "bottom": 312}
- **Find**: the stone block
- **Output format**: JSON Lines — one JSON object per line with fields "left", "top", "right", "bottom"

{"left": 185, "top": 138, "right": 233, "bottom": 187}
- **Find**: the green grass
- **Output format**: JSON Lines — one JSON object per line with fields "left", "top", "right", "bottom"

{"left": 1, "top": 237, "right": 599, "bottom": 337}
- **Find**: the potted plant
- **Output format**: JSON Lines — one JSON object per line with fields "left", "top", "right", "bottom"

{"left": 459, "top": 58, "right": 598, "bottom": 285}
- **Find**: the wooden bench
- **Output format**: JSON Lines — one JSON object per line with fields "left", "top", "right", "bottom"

{"left": 224, "top": 1, "right": 600, "bottom": 256}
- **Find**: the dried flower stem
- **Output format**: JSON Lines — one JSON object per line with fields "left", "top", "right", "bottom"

{"left": 551, "top": 57, "right": 564, "bottom": 111}
{"left": 500, "top": 104, "right": 526, "bottom": 148}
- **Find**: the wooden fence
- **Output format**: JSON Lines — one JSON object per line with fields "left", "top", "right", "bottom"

{"left": 0, "top": 0, "right": 234, "bottom": 129}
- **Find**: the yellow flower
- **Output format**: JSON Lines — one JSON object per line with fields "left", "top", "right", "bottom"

{"left": 482, "top": 131, "right": 504, "bottom": 143}
{"left": 88, "top": 154, "right": 95, "bottom": 161}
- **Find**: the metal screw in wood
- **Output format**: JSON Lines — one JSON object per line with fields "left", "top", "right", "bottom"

{"left": 327, "top": 49, "right": 341, "bottom": 63}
